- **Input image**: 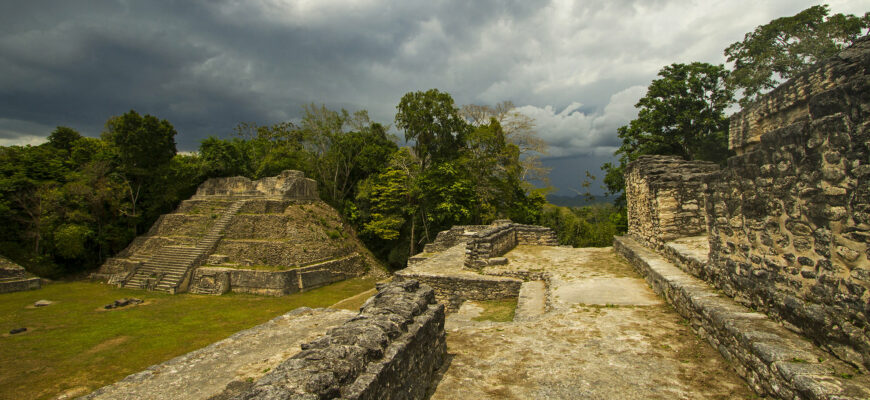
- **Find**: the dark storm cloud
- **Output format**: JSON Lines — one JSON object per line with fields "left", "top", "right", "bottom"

{"left": 0, "top": 0, "right": 866, "bottom": 191}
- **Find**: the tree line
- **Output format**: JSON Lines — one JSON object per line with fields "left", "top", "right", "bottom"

{"left": 0, "top": 90, "right": 554, "bottom": 276}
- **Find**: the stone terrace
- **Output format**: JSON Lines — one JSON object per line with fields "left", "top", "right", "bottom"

{"left": 430, "top": 245, "right": 755, "bottom": 399}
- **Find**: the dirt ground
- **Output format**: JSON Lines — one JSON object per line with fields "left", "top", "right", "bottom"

{"left": 430, "top": 246, "right": 756, "bottom": 399}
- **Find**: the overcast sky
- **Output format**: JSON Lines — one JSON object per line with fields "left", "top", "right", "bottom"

{"left": 1, "top": 1, "right": 867, "bottom": 195}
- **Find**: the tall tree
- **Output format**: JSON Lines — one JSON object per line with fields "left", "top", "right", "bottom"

{"left": 101, "top": 110, "right": 177, "bottom": 227}
{"left": 395, "top": 89, "right": 469, "bottom": 169}
{"left": 725, "top": 5, "right": 870, "bottom": 106}
{"left": 461, "top": 101, "right": 550, "bottom": 184}
{"left": 602, "top": 62, "right": 733, "bottom": 203}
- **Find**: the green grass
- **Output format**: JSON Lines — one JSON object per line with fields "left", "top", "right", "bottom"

{"left": 472, "top": 298, "right": 518, "bottom": 322}
{"left": 0, "top": 277, "right": 377, "bottom": 400}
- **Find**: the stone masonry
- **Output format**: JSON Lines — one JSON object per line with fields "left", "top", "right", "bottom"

{"left": 705, "top": 37, "right": 870, "bottom": 371}
{"left": 464, "top": 221, "right": 558, "bottom": 270}
{"left": 193, "top": 170, "right": 319, "bottom": 200}
{"left": 617, "top": 37, "right": 870, "bottom": 399}
{"left": 95, "top": 170, "right": 367, "bottom": 295}
{"left": 212, "top": 280, "right": 446, "bottom": 400}
{"left": 625, "top": 155, "right": 719, "bottom": 250}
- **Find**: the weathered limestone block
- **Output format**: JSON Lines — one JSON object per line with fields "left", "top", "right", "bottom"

{"left": 422, "top": 225, "right": 488, "bottom": 253}
{"left": 218, "top": 280, "right": 446, "bottom": 400}
{"left": 705, "top": 37, "right": 870, "bottom": 371}
{"left": 394, "top": 272, "right": 522, "bottom": 312}
{"left": 625, "top": 155, "right": 718, "bottom": 249}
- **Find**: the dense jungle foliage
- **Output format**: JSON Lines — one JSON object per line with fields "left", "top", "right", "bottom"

{"left": 0, "top": 91, "right": 593, "bottom": 275}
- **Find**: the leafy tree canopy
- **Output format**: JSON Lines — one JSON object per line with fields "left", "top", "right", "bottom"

{"left": 395, "top": 89, "right": 469, "bottom": 168}
{"left": 603, "top": 62, "right": 733, "bottom": 203}
{"left": 725, "top": 4, "right": 870, "bottom": 106}
{"left": 102, "top": 110, "right": 177, "bottom": 175}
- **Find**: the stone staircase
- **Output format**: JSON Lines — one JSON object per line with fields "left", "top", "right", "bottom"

{"left": 121, "top": 200, "right": 245, "bottom": 293}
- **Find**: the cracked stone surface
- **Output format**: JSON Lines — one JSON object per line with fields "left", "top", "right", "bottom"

{"left": 431, "top": 245, "right": 754, "bottom": 399}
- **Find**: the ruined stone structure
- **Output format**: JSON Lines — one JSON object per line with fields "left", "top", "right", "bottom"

{"left": 625, "top": 155, "right": 718, "bottom": 249}
{"left": 617, "top": 37, "right": 870, "bottom": 399}
{"left": 397, "top": 220, "right": 557, "bottom": 312}
{"left": 94, "top": 171, "right": 368, "bottom": 294}
{"left": 217, "top": 280, "right": 445, "bottom": 399}
{"left": 0, "top": 255, "right": 40, "bottom": 293}
{"left": 86, "top": 281, "right": 445, "bottom": 400}
{"left": 463, "top": 220, "right": 559, "bottom": 270}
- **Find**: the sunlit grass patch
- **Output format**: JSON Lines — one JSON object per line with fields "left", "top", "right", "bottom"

{"left": 0, "top": 277, "right": 376, "bottom": 400}
{"left": 472, "top": 298, "right": 518, "bottom": 322}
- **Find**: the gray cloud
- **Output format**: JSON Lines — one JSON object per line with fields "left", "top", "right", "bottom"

{"left": 0, "top": 0, "right": 866, "bottom": 194}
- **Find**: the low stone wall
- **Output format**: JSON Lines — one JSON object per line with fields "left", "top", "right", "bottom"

{"left": 422, "top": 225, "right": 489, "bottom": 253}
{"left": 214, "top": 280, "right": 446, "bottom": 400}
{"left": 615, "top": 235, "right": 870, "bottom": 400}
{"left": 394, "top": 272, "right": 522, "bottom": 312}
{"left": 515, "top": 224, "right": 559, "bottom": 246}
{"left": 189, "top": 254, "right": 366, "bottom": 296}
{"left": 464, "top": 223, "right": 557, "bottom": 270}
{"left": 704, "top": 38, "right": 870, "bottom": 371}
{"left": 464, "top": 225, "right": 517, "bottom": 269}
{"left": 625, "top": 155, "right": 718, "bottom": 249}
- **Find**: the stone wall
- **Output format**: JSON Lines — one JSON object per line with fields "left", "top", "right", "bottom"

{"left": 464, "top": 222, "right": 558, "bottom": 270}
{"left": 625, "top": 155, "right": 718, "bottom": 249}
{"left": 189, "top": 254, "right": 366, "bottom": 296}
{"left": 422, "top": 225, "right": 488, "bottom": 253}
{"left": 213, "top": 280, "right": 446, "bottom": 400}
{"left": 515, "top": 224, "right": 560, "bottom": 246}
{"left": 193, "top": 170, "right": 318, "bottom": 200}
{"left": 728, "top": 39, "right": 870, "bottom": 155}
{"left": 394, "top": 273, "right": 522, "bottom": 312}
{"left": 704, "top": 38, "right": 870, "bottom": 371}
{"left": 615, "top": 236, "right": 870, "bottom": 399}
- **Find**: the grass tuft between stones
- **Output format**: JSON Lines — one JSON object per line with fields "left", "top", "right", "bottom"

{"left": 472, "top": 298, "right": 518, "bottom": 322}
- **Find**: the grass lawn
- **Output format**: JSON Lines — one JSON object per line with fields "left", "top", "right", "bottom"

{"left": 0, "top": 277, "right": 377, "bottom": 400}
{"left": 472, "top": 298, "right": 518, "bottom": 322}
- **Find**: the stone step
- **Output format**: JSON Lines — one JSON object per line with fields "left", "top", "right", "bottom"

{"left": 613, "top": 235, "right": 870, "bottom": 399}
{"left": 514, "top": 280, "right": 547, "bottom": 321}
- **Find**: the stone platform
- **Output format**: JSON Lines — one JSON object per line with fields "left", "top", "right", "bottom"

{"left": 430, "top": 245, "right": 755, "bottom": 399}
{"left": 615, "top": 235, "right": 870, "bottom": 399}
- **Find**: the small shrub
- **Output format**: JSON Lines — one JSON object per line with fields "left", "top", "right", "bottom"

{"left": 327, "top": 230, "right": 341, "bottom": 240}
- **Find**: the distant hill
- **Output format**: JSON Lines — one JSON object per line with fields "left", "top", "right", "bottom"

{"left": 546, "top": 194, "right": 616, "bottom": 208}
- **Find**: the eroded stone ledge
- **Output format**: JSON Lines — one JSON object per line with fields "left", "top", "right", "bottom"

{"left": 216, "top": 280, "right": 446, "bottom": 400}
{"left": 615, "top": 235, "right": 870, "bottom": 400}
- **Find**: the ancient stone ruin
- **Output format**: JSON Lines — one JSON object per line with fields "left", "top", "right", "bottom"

{"left": 398, "top": 219, "right": 558, "bottom": 312}
{"left": 80, "top": 35, "right": 870, "bottom": 400}
{"left": 616, "top": 37, "right": 870, "bottom": 399}
{"left": 85, "top": 280, "right": 445, "bottom": 400}
{"left": 94, "top": 170, "right": 368, "bottom": 295}
{"left": 0, "top": 255, "right": 40, "bottom": 293}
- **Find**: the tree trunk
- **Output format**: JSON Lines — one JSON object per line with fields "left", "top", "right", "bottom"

{"left": 409, "top": 216, "right": 416, "bottom": 256}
